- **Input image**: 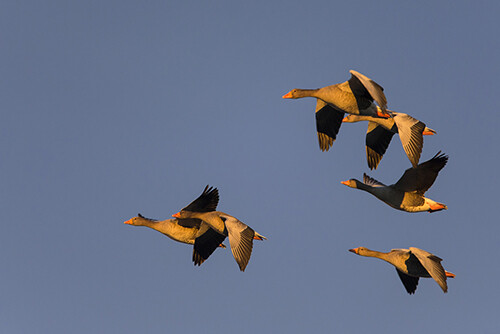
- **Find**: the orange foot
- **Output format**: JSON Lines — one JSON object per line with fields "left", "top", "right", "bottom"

{"left": 428, "top": 203, "right": 448, "bottom": 212}
{"left": 445, "top": 271, "right": 456, "bottom": 278}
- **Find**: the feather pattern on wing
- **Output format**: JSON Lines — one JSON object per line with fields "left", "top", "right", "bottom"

{"left": 315, "top": 99, "right": 344, "bottom": 151}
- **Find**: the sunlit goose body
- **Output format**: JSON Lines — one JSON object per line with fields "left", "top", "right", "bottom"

{"left": 124, "top": 213, "right": 226, "bottom": 266}
{"left": 172, "top": 186, "right": 267, "bottom": 271}
{"left": 343, "top": 112, "right": 436, "bottom": 169}
{"left": 349, "top": 246, "right": 455, "bottom": 294}
{"left": 282, "top": 70, "right": 390, "bottom": 152}
{"left": 341, "top": 152, "right": 448, "bottom": 212}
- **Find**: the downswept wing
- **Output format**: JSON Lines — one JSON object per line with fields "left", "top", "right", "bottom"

{"left": 182, "top": 185, "right": 219, "bottom": 212}
{"left": 365, "top": 122, "right": 395, "bottom": 170}
{"left": 396, "top": 269, "right": 420, "bottom": 294}
{"left": 192, "top": 223, "right": 226, "bottom": 266}
{"left": 221, "top": 215, "right": 256, "bottom": 272}
{"left": 393, "top": 113, "right": 425, "bottom": 168}
{"left": 409, "top": 247, "right": 448, "bottom": 293}
{"left": 315, "top": 99, "right": 344, "bottom": 151}
{"left": 349, "top": 70, "right": 387, "bottom": 112}
{"left": 393, "top": 152, "right": 448, "bottom": 194}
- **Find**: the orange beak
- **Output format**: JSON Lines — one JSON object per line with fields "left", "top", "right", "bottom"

{"left": 254, "top": 235, "right": 264, "bottom": 241}
{"left": 342, "top": 116, "right": 349, "bottom": 122}
{"left": 422, "top": 130, "right": 436, "bottom": 136}
{"left": 172, "top": 212, "right": 181, "bottom": 218}
{"left": 123, "top": 219, "right": 132, "bottom": 225}
{"left": 340, "top": 180, "right": 350, "bottom": 186}
{"left": 445, "top": 271, "right": 456, "bottom": 278}
{"left": 282, "top": 91, "right": 293, "bottom": 99}
{"left": 349, "top": 248, "right": 359, "bottom": 254}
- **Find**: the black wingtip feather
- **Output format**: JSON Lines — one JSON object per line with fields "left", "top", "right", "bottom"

{"left": 183, "top": 185, "right": 219, "bottom": 212}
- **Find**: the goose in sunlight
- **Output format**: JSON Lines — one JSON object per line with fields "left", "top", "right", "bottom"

{"left": 341, "top": 152, "right": 448, "bottom": 212}
{"left": 172, "top": 185, "right": 267, "bottom": 272}
{"left": 342, "top": 111, "right": 436, "bottom": 169}
{"left": 349, "top": 246, "right": 455, "bottom": 294}
{"left": 282, "top": 70, "right": 391, "bottom": 152}
{"left": 124, "top": 186, "right": 226, "bottom": 266}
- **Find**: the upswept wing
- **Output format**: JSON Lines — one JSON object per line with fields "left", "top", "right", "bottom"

{"left": 182, "top": 185, "right": 219, "bottom": 212}
{"left": 393, "top": 152, "right": 448, "bottom": 194}
{"left": 363, "top": 173, "right": 386, "bottom": 187}
{"left": 349, "top": 70, "right": 387, "bottom": 112}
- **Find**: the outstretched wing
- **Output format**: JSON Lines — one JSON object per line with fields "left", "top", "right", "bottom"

{"left": 315, "top": 99, "right": 344, "bottom": 151}
{"left": 182, "top": 185, "right": 219, "bottom": 212}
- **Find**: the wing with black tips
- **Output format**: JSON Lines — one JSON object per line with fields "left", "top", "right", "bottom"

{"left": 315, "top": 99, "right": 344, "bottom": 151}
{"left": 182, "top": 185, "right": 219, "bottom": 212}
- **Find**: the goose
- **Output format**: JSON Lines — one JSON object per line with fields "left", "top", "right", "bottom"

{"left": 341, "top": 152, "right": 448, "bottom": 212}
{"left": 342, "top": 111, "right": 436, "bottom": 169}
{"left": 172, "top": 185, "right": 267, "bottom": 272}
{"left": 349, "top": 246, "right": 455, "bottom": 294}
{"left": 124, "top": 213, "right": 226, "bottom": 266}
{"left": 282, "top": 70, "right": 391, "bottom": 152}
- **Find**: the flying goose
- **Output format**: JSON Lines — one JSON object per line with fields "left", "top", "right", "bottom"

{"left": 341, "top": 152, "right": 448, "bottom": 212}
{"left": 342, "top": 111, "right": 436, "bottom": 169}
{"left": 282, "top": 70, "right": 390, "bottom": 152}
{"left": 349, "top": 246, "right": 455, "bottom": 294}
{"left": 124, "top": 213, "right": 226, "bottom": 266}
{"left": 172, "top": 186, "right": 266, "bottom": 271}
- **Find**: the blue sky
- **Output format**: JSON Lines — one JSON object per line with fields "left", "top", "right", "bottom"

{"left": 2, "top": 1, "right": 499, "bottom": 333}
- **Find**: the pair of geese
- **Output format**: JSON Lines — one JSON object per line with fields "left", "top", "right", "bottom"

{"left": 125, "top": 70, "right": 454, "bottom": 294}
{"left": 125, "top": 186, "right": 266, "bottom": 272}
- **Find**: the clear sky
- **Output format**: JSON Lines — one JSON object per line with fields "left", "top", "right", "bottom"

{"left": 2, "top": 1, "right": 499, "bottom": 333}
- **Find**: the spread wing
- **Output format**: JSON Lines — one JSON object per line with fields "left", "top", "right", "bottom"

{"left": 396, "top": 269, "right": 419, "bottom": 294}
{"left": 315, "top": 99, "right": 344, "bottom": 151}
{"left": 349, "top": 70, "right": 387, "bottom": 112}
{"left": 409, "top": 247, "right": 448, "bottom": 293}
{"left": 393, "top": 113, "right": 425, "bottom": 168}
{"left": 393, "top": 152, "right": 448, "bottom": 194}
{"left": 365, "top": 122, "right": 395, "bottom": 170}
{"left": 182, "top": 185, "right": 219, "bottom": 212}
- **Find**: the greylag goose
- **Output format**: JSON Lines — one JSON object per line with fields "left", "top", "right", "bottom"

{"left": 341, "top": 152, "right": 448, "bottom": 212}
{"left": 342, "top": 111, "right": 436, "bottom": 169}
{"left": 124, "top": 213, "right": 226, "bottom": 266}
{"left": 172, "top": 186, "right": 267, "bottom": 272}
{"left": 282, "top": 70, "right": 390, "bottom": 152}
{"left": 349, "top": 247, "right": 455, "bottom": 294}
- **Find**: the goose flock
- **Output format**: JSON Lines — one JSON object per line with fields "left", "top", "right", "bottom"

{"left": 125, "top": 69, "right": 454, "bottom": 295}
